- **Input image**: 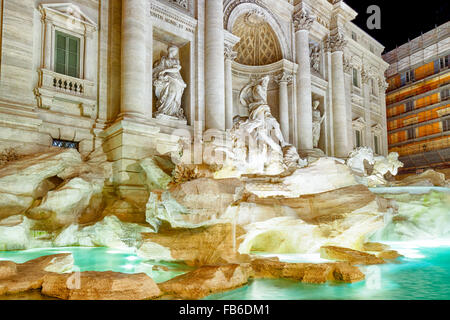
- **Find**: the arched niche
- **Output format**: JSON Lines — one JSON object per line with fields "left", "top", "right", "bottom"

{"left": 225, "top": 2, "right": 290, "bottom": 63}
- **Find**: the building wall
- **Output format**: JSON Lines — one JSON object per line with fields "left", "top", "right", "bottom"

{"left": 384, "top": 22, "right": 450, "bottom": 171}
{"left": 0, "top": 0, "right": 389, "bottom": 170}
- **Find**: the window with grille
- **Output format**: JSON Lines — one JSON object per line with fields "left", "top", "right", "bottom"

{"left": 55, "top": 31, "right": 80, "bottom": 78}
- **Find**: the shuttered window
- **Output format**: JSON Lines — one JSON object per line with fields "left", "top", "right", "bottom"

{"left": 55, "top": 31, "right": 80, "bottom": 78}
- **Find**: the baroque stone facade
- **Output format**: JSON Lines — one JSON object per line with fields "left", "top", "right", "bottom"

{"left": 0, "top": 0, "right": 389, "bottom": 199}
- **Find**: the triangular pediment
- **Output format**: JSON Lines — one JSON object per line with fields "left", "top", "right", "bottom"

{"left": 352, "top": 117, "right": 366, "bottom": 128}
{"left": 371, "top": 123, "right": 383, "bottom": 133}
{"left": 40, "top": 3, "right": 97, "bottom": 28}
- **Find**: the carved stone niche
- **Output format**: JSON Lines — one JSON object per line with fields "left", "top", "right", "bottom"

{"left": 35, "top": 3, "right": 97, "bottom": 119}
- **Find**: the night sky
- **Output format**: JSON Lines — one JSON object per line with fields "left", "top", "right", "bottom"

{"left": 344, "top": 0, "right": 450, "bottom": 53}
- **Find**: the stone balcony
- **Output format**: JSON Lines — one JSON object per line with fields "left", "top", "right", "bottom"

{"left": 34, "top": 68, "right": 97, "bottom": 119}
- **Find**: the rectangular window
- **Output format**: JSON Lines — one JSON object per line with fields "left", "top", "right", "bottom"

{"left": 52, "top": 139, "right": 79, "bottom": 150}
{"left": 355, "top": 130, "right": 362, "bottom": 148}
{"left": 441, "top": 88, "right": 450, "bottom": 101}
{"left": 404, "top": 70, "right": 415, "bottom": 83}
{"left": 400, "top": 73, "right": 406, "bottom": 86}
{"left": 407, "top": 127, "right": 416, "bottom": 140}
{"left": 371, "top": 78, "right": 377, "bottom": 96}
{"left": 55, "top": 31, "right": 80, "bottom": 78}
{"left": 353, "top": 68, "right": 359, "bottom": 87}
{"left": 443, "top": 119, "right": 450, "bottom": 132}
{"left": 440, "top": 55, "right": 449, "bottom": 70}
{"left": 405, "top": 100, "right": 414, "bottom": 112}
{"left": 374, "top": 135, "right": 380, "bottom": 154}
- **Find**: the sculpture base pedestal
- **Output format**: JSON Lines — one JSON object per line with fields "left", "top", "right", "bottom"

{"left": 155, "top": 114, "right": 188, "bottom": 125}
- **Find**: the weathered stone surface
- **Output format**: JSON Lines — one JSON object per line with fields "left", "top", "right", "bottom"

{"left": 362, "top": 242, "right": 390, "bottom": 252}
{"left": 250, "top": 258, "right": 365, "bottom": 284}
{"left": 395, "top": 169, "right": 446, "bottom": 187}
{"left": 140, "top": 157, "right": 174, "bottom": 191}
{"left": 159, "top": 264, "right": 252, "bottom": 299}
{"left": 377, "top": 250, "right": 402, "bottom": 260}
{"left": 245, "top": 184, "right": 375, "bottom": 223}
{"left": 0, "top": 261, "right": 17, "bottom": 279}
{"left": 139, "top": 223, "right": 248, "bottom": 266}
{"left": 320, "top": 246, "right": 385, "bottom": 265}
{"left": 0, "top": 254, "right": 73, "bottom": 295}
{"left": 54, "top": 215, "right": 153, "bottom": 249}
{"left": 41, "top": 271, "right": 161, "bottom": 300}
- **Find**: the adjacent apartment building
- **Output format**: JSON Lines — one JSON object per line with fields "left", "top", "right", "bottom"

{"left": 383, "top": 22, "right": 450, "bottom": 173}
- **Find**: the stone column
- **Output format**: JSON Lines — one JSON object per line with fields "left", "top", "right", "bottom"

{"left": 276, "top": 72, "right": 293, "bottom": 142}
{"left": 205, "top": 0, "right": 225, "bottom": 130}
{"left": 327, "top": 32, "right": 350, "bottom": 158}
{"left": 42, "top": 15, "right": 52, "bottom": 70}
{"left": 224, "top": 45, "right": 237, "bottom": 130}
{"left": 293, "top": 10, "right": 315, "bottom": 151}
{"left": 120, "top": 0, "right": 148, "bottom": 119}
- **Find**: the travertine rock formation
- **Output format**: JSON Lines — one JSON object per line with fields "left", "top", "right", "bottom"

{"left": 42, "top": 271, "right": 161, "bottom": 300}
{"left": 320, "top": 246, "right": 386, "bottom": 265}
{"left": 159, "top": 264, "right": 252, "bottom": 299}
{"left": 0, "top": 254, "right": 73, "bottom": 295}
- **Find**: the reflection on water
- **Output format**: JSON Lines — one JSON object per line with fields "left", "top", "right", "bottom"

{"left": 205, "top": 245, "right": 450, "bottom": 300}
{"left": 0, "top": 245, "right": 449, "bottom": 300}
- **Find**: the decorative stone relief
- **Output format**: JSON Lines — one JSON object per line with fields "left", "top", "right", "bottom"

{"left": 275, "top": 72, "right": 293, "bottom": 85}
{"left": 378, "top": 78, "right": 389, "bottom": 92}
{"left": 293, "top": 10, "right": 315, "bottom": 32}
{"left": 361, "top": 68, "right": 370, "bottom": 85}
{"left": 152, "top": 45, "right": 187, "bottom": 121}
{"left": 343, "top": 56, "right": 353, "bottom": 74}
{"left": 224, "top": 45, "right": 238, "bottom": 61}
{"left": 325, "top": 33, "right": 347, "bottom": 52}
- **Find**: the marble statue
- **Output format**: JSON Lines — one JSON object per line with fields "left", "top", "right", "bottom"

{"left": 312, "top": 100, "right": 325, "bottom": 149}
{"left": 346, "top": 146, "right": 375, "bottom": 175}
{"left": 310, "top": 45, "right": 321, "bottom": 73}
{"left": 217, "top": 75, "right": 306, "bottom": 176}
{"left": 152, "top": 45, "right": 187, "bottom": 121}
{"left": 346, "top": 147, "right": 404, "bottom": 187}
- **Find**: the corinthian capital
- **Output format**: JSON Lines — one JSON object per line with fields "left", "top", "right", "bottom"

{"left": 293, "top": 10, "right": 315, "bottom": 32}
{"left": 325, "top": 32, "right": 347, "bottom": 52}
{"left": 275, "top": 72, "right": 293, "bottom": 85}
{"left": 224, "top": 45, "right": 237, "bottom": 61}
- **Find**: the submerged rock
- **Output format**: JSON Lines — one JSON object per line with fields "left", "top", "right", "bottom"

{"left": 41, "top": 271, "right": 161, "bottom": 300}
{"left": 320, "top": 246, "right": 385, "bottom": 265}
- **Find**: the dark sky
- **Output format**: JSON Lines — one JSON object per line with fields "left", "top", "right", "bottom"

{"left": 344, "top": 0, "right": 450, "bottom": 53}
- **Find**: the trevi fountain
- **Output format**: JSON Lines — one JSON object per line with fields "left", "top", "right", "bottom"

{"left": 0, "top": 0, "right": 449, "bottom": 301}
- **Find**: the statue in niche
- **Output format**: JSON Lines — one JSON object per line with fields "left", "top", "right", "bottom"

{"left": 218, "top": 75, "right": 306, "bottom": 176}
{"left": 152, "top": 45, "right": 187, "bottom": 121}
{"left": 310, "top": 45, "right": 321, "bottom": 74}
{"left": 312, "top": 100, "right": 325, "bottom": 149}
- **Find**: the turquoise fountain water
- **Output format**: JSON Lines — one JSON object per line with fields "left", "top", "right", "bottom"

{"left": 0, "top": 242, "right": 449, "bottom": 300}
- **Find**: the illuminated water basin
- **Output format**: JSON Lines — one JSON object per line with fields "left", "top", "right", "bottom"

{"left": 0, "top": 243, "right": 449, "bottom": 300}
{"left": 0, "top": 247, "right": 190, "bottom": 284}
{"left": 205, "top": 243, "right": 450, "bottom": 300}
